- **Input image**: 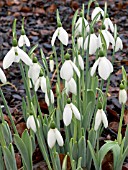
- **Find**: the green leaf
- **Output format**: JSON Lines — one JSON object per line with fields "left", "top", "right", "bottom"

{"left": 77, "top": 157, "right": 82, "bottom": 169}
{"left": 72, "top": 10, "right": 78, "bottom": 31}
{"left": 28, "top": 44, "right": 38, "bottom": 56}
{"left": 72, "top": 141, "right": 78, "bottom": 162}
{"left": 14, "top": 134, "right": 32, "bottom": 170}
{"left": 124, "top": 125, "right": 128, "bottom": 150}
{"left": 122, "top": 66, "right": 127, "bottom": 89}
{"left": 112, "top": 143, "right": 120, "bottom": 170}
{"left": 0, "top": 146, "right": 4, "bottom": 170}
{"left": 62, "top": 155, "right": 67, "bottom": 170}
{"left": 2, "top": 122, "right": 12, "bottom": 146}
{"left": 78, "top": 136, "right": 86, "bottom": 167}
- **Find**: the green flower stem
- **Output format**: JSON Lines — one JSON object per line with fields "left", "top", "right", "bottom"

{"left": 60, "top": 42, "right": 64, "bottom": 64}
{"left": 49, "top": 148, "right": 58, "bottom": 170}
{"left": 117, "top": 104, "right": 125, "bottom": 144}
{"left": 0, "top": 124, "right": 6, "bottom": 147}
{"left": 0, "top": 88, "right": 18, "bottom": 135}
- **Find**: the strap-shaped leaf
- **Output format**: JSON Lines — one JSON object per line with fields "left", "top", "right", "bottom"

{"left": 62, "top": 155, "right": 68, "bottom": 170}
{"left": 0, "top": 146, "right": 4, "bottom": 170}
{"left": 78, "top": 136, "right": 86, "bottom": 167}
{"left": 14, "top": 134, "right": 31, "bottom": 170}
{"left": 28, "top": 44, "right": 38, "bottom": 56}
{"left": 2, "top": 122, "right": 12, "bottom": 146}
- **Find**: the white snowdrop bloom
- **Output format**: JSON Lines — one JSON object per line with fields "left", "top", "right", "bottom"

{"left": 75, "top": 17, "right": 89, "bottom": 36}
{"left": 113, "top": 37, "right": 123, "bottom": 52}
{"left": 51, "top": 26, "right": 68, "bottom": 46}
{"left": 91, "top": 56, "right": 113, "bottom": 80}
{"left": 35, "top": 76, "right": 46, "bottom": 92}
{"left": 84, "top": 33, "right": 98, "bottom": 55}
{"left": 18, "top": 35, "right": 30, "bottom": 47}
{"left": 91, "top": 6, "right": 104, "bottom": 21}
{"left": 28, "top": 63, "right": 41, "bottom": 84}
{"left": 26, "top": 115, "right": 40, "bottom": 133}
{"left": 0, "top": 68, "right": 7, "bottom": 84}
{"left": 63, "top": 103, "right": 81, "bottom": 126}
{"left": 47, "top": 128, "right": 64, "bottom": 149}
{"left": 49, "top": 60, "right": 54, "bottom": 72}
{"left": 3, "top": 46, "right": 32, "bottom": 69}
{"left": 74, "top": 55, "right": 84, "bottom": 70}
{"left": 77, "top": 37, "right": 84, "bottom": 49}
{"left": 45, "top": 90, "right": 54, "bottom": 106}
{"left": 119, "top": 85, "right": 127, "bottom": 104}
{"left": 94, "top": 109, "right": 108, "bottom": 131}
{"left": 98, "top": 29, "right": 115, "bottom": 49}
{"left": 60, "top": 60, "right": 80, "bottom": 82}
{"left": 65, "top": 78, "right": 77, "bottom": 95}
{"left": 104, "top": 17, "right": 114, "bottom": 32}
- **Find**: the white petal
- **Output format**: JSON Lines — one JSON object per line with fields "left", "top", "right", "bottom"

{"left": 24, "top": 35, "right": 30, "bottom": 47}
{"left": 0, "top": 68, "right": 7, "bottom": 84}
{"left": 18, "top": 35, "right": 24, "bottom": 47}
{"left": 40, "top": 76, "right": 47, "bottom": 93}
{"left": 119, "top": 89, "right": 127, "bottom": 104}
{"left": 115, "top": 37, "right": 123, "bottom": 52}
{"left": 17, "top": 47, "right": 33, "bottom": 66}
{"left": 34, "top": 78, "right": 40, "bottom": 91}
{"left": 108, "top": 18, "right": 114, "bottom": 32}
{"left": 54, "top": 128, "right": 64, "bottom": 147}
{"left": 106, "top": 30, "right": 115, "bottom": 47}
{"left": 98, "top": 57, "right": 113, "bottom": 80}
{"left": 50, "top": 60, "right": 54, "bottom": 72}
{"left": 101, "top": 110, "right": 108, "bottom": 128}
{"left": 28, "top": 63, "right": 41, "bottom": 84}
{"left": 45, "top": 92, "right": 50, "bottom": 106}
{"left": 51, "top": 28, "right": 59, "bottom": 46}
{"left": 70, "top": 61, "right": 80, "bottom": 78}
{"left": 63, "top": 104, "right": 72, "bottom": 126}
{"left": 91, "top": 7, "right": 104, "bottom": 21}
{"left": 75, "top": 17, "right": 82, "bottom": 36}
{"left": 65, "top": 81, "right": 70, "bottom": 95}
{"left": 94, "top": 109, "right": 102, "bottom": 131}
{"left": 47, "top": 129, "right": 56, "bottom": 148}
{"left": 84, "top": 18, "right": 90, "bottom": 32}
{"left": 3, "top": 47, "right": 15, "bottom": 69}
{"left": 89, "top": 34, "right": 98, "bottom": 55}
{"left": 90, "top": 58, "right": 100, "bottom": 76}
{"left": 60, "top": 61, "right": 73, "bottom": 81}
{"left": 67, "top": 78, "right": 77, "bottom": 95}
{"left": 70, "top": 103, "right": 81, "bottom": 120}
{"left": 50, "top": 90, "right": 54, "bottom": 104}
{"left": 26, "top": 115, "right": 37, "bottom": 133}
{"left": 78, "top": 55, "right": 84, "bottom": 70}
{"left": 101, "top": 30, "right": 109, "bottom": 49}
{"left": 58, "top": 27, "right": 68, "bottom": 46}
{"left": 77, "top": 37, "right": 84, "bottom": 49}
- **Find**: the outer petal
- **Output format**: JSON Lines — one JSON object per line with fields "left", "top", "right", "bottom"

{"left": 101, "top": 110, "right": 108, "bottom": 128}
{"left": 70, "top": 61, "right": 80, "bottom": 78}
{"left": 108, "top": 18, "right": 114, "bottom": 32}
{"left": 34, "top": 78, "right": 40, "bottom": 91}
{"left": 54, "top": 128, "right": 64, "bottom": 147}
{"left": 106, "top": 30, "right": 115, "bottom": 47}
{"left": 68, "top": 78, "right": 77, "bottom": 95}
{"left": 47, "top": 129, "right": 56, "bottom": 148}
{"left": 78, "top": 55, "right": 84, "bottom": 70}
{"left": 94, "top": 109, "right": 102, "bottom": 131}
{"left": 91, "top": 7, "right": 104, "bottom": 21}
{"left": 115, "top": 37, "right": 123, "bottom": 52}
{"left": 101, "top": 30, "right": 109, "bottom": 49}
{"left": 24, "top": 35, "right": 30, "bottom": 47}
{"left": 50, "top": 90, "right": 54, "bottom": 104}
{"left": 0, "top": 68, "right": 7, "bottom": 84}
{"left": 3, "top": 47, "right": 15, "bottom": 69}
{"left": 70, "top": 103, "right": 81, "bottom": 120}
{"left": 89, "top": 34, "right": 98, "bottom": 55}
{"left": 58, "top": 27, "right": 68, "bottom": 46}
{"left": 84, "top": 18, "right": 90, "bottom": 32}
{"left": 51, "top": 28, "right": 59, "bottom": 46}
{"left": 77, "top": 37, "right": 83, "bottom": 49}
{"left": 49, "top": 60, "right": 54, "bottom": 72}
{"left": 17, "top": 47, "right": 33, "bottom": 66}
{"left": 98, "top": 57, "right": 113, "bottom": 80}
{"left": 40, "top": 76, "right": 47, "bottom": 93}
{"left": 90, "top": 58, "right": 100, "bottom": 76}
{"left": 45, "top": 92, "right": 50, "bottom": 106}
{"left": 18, "top": 35, "right": 24, "bottom": 47}
{"left": 60, "top": 61, "right": 73, "bottom": 81}
{"left": 119, "top": 89, "right": 127, "bottom": 104}
{"left": 63, "top": 104, "right": 72, "bottom": 126}
{"left": 75, "top": 17, "right": 82, "bottom": 36}
{"left": 26, "top": 115, "right": 37, "bottom": 133}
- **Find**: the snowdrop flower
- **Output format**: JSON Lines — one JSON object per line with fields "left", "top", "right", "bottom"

{"left": 98, "top": 26, "right": 115, "bottom": 49}
{"left": 47, "top": 123, "right": 64, "bottom": 148}
{"left": 35, "top": 75, "right": 46, "bottom": 92}
{"left": 63, "top": 99, "right": 81, "bottom": 126}
{"left": 119, "top": 83, "right": 127, "bottom": 104}
{"left": 74, "top": 54, "right": 84, "bottom": 70}
{"left": 18, "top": 29, "right": 30, "bottom": 47}
{"left": 91, "top": 5, "right": 104, "bottom": 21}
{"left": 77, "top": 36, "right": 84, "bottom": 49}
{"left": 84, "top": 32, "right": 99, "bottom": 55}
{"left": 94, "top": 106, "right": 108, "bottom": 131}
{"left": 3, "top": 39, "right": 32, "bottom": 69}
{"left": 104, "top": 15, "right": 114, "bottom": 32}
{"left": 45, "top": 90, "right": 54, "bottom": 106}
{"left": 65, "top": 78, "right": 77, "bottom": 95}
{"left": 75, "top": 15, "right": 89, "bottom": 36}
{"left": 113, "top": 36, "right": 123, "bottom": 52}
{"left": 49, "top": 55, "right": 54, "bottom": 72}
{"left": 26, "top": 115, "right": 40, "bottom": 133}
{"left": 60, "top": 53, "right": 80, "bottom": 82}
{"left": 0, "top": 68, "right": 7, "bottom": 84}
{"left": 91, "top": 51, "right": 113, "bottom": 80}
{"left": 28, "top": 57, "right": 41, "bottom": 84}
{"left": 51, "top": 22, "right": 68, "bottom": 46}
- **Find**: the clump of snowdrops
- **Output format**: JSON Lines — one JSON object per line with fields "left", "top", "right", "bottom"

{"left": 0, "top": 1, "right": 127, "bottom": 170}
